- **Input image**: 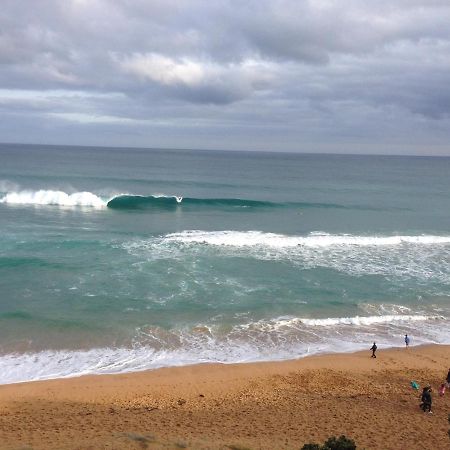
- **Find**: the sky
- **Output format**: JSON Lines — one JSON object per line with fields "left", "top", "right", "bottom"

{"left": 1, "top": 0, "right": 450, "bottom": 155}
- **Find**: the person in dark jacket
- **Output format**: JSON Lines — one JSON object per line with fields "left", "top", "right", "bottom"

{"left": 370, "top": 342, "right": 377, "bottom": 358}
{"left": 420, "top": 386, "right": 432, "bottom": 413}
{"left": 446, "top": 368, "right": 450, "bottom": 387}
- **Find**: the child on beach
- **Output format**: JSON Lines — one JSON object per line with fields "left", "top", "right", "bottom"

{"left": 438, "top": 383, "right": 445, "bottom": 396}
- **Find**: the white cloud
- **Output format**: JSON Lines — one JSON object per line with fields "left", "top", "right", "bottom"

{"left": 119, "top": 53, "right": 208, "bottom": 87}
{"left": 114, "top": 52, "right": 277, "bottom": 104}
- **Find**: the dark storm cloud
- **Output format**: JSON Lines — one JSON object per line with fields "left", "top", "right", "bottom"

{"left": 0, "top": 0, "right": 450, "bottom": 153}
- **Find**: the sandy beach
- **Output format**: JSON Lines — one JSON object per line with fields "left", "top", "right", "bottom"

{"left": 0, "top": 344, "right": 449, "bottom": 450}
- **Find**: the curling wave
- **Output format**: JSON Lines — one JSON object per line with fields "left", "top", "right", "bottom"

{"left": 0, "top": 190, "right": 387, "bottom": 211}
{"left": 106, "top": 195, "right": 280, "bottom": 209}
{"left": 105, "top": 195, "right": 381, "bottom": 210}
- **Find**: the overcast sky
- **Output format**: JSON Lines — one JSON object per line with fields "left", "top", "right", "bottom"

{"left": 1, "top": 0, "right": 450, "bottom": 155}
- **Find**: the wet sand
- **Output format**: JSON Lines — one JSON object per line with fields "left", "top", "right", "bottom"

{"left": 0, "top": 344, "right": 449, "bottom": 449}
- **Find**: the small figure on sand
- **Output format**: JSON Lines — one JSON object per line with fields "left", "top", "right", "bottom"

{"left": 370, "top": 342, "right": 377, "bottom": 358}
{"left": 420, "top": 386, "right": 432, "bottom": 413}
{"left": 404, "top": 334, "right": 410, "bottom": 348}
{"left": 438, "top": 383, "right": 446, "bottom": 397}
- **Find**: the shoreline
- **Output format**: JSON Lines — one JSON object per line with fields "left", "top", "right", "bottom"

{"left": 0, "top": 344, "right": 449, "bottom": 449}
{"left": 1, "top": 339, "right": 446, "bottom": 387}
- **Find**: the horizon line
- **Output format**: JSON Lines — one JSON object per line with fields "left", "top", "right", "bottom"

{"left": 1, "top": 141, "right": 449, "bottom": 159}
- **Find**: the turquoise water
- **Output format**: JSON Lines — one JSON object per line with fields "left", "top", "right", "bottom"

{"left": 1, "top": 143, "right": 450, "bottom": 383}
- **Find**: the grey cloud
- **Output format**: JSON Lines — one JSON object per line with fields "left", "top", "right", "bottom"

{"left": 0, "top": 1, "right": 450, "bottom": 153}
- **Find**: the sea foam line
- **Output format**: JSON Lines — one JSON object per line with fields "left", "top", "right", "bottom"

{"left": 0, "top": 313, "right": 448, "bottom": 385}
{"left": 237, "top": 314, "right": 442, "bottom": 331}
{"left": 163, "top": 230, "right": 450, "bottom": 248}
{"left": 298, "top": 314, "right": 441, "bottom": 327}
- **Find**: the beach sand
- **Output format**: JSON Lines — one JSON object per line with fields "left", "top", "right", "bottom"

{"left": 0, "top": 344, "right": 449, "bottom": 450}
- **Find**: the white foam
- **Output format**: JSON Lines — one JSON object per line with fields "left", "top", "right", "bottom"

{"left": 236, "top": 313, "right": 441, "bottom": 331}
{"left": 152, "top": 193, "right": 183, "bottom": 203}
{"left": 153, "top": 230, "right": 450, "bottom": 283}
{"left": 164, "top": 230, "right": 450, "bottom": 248}
{"left": 0, "top": 311, "right": 449, "bottom": 385}
{"left": 0, "top": 190, "right": 106, "bottom": 207}
{"left": 298, "top": 314, "right": 439, "bottom": 327}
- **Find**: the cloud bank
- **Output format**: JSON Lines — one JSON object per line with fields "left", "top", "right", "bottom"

{"left": 0, "top": 0, "right": 450, "bottom": 154}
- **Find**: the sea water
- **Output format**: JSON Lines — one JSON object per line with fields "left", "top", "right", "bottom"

{"left": 0, "top": 143, "right": 449, "bottom": 384}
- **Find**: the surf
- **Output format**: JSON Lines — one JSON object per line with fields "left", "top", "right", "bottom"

{"left": 162, "top": 230, "right": 450, "bottom": 248}
{"left": 0, "top": 311, "right": 447, "bottom": 385}
{"left": 0, "top": 189, "right": 375, "bottom": 211}
{"left": 0, "top": 190, "right": 106, "bottom": 207}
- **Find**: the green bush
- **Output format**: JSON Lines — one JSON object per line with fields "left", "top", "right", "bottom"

{"left": 300, "top": 444, "right": 321, "bottom": 450}
{"left": 301, "top": 435, "right": 357, "bottom": 450}
{"left": 323, "top": 435, "right": 357, "bottom": 450}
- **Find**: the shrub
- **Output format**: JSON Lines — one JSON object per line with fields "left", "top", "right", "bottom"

{"left": 301, "top": 435, "right": 357, "bottom": 450}
{"left": 300, "top": 444, "right": 321, "bottom": 450}
{"left": 323, "top": 435, "right": 357, "bottom": 450}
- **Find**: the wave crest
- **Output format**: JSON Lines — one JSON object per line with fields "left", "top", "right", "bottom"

{"left": 0, "top": 190, "right": 386, "bottom": 211}
{"left": 0, "top": 190, "right": 106, "bottom": 207}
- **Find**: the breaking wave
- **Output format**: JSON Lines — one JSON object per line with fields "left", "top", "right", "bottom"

{"left": 163, "top": 230, "right": 450, "bottom": 247}
{"left": 0, "top": 312, "right": 447, "bottom": 384}
{"left": 123, "top": 230, "right": 450, "bottom": 283}
{"left": 0, "top": 190, "right": 106, "bottom": 207}
{"left": 0, "top": 190, "right": 376, "bottom": 211}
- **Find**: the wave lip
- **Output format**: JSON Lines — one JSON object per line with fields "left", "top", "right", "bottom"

{"left": 0, "top": 190, "right": 106, "bottom": 207}
{"left": 107, "top": 194, "right": 182, "bottom": 209}
{"left": 105, "top": 196, "right": 368, "bottom": 210}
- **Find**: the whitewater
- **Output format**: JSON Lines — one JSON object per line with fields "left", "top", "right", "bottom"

{"left": 0, "top": 144, "right": 449, "bottom": 384}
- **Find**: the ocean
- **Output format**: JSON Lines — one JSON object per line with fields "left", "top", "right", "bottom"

{"left": 1, "top": 143, "right": 449, "bottom": 384}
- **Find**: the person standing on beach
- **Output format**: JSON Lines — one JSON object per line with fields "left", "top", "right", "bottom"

{"left": 446, "top": 368, "right": 450, "bottom": 388}
{"left": 370, "top": 342, "right": 377, "bottom": 358}
{"left": 404, "top": 334, "right": 410, "bottom": 348}
{"left": 420, "top": 386, "right": 432, "bottom": 413}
